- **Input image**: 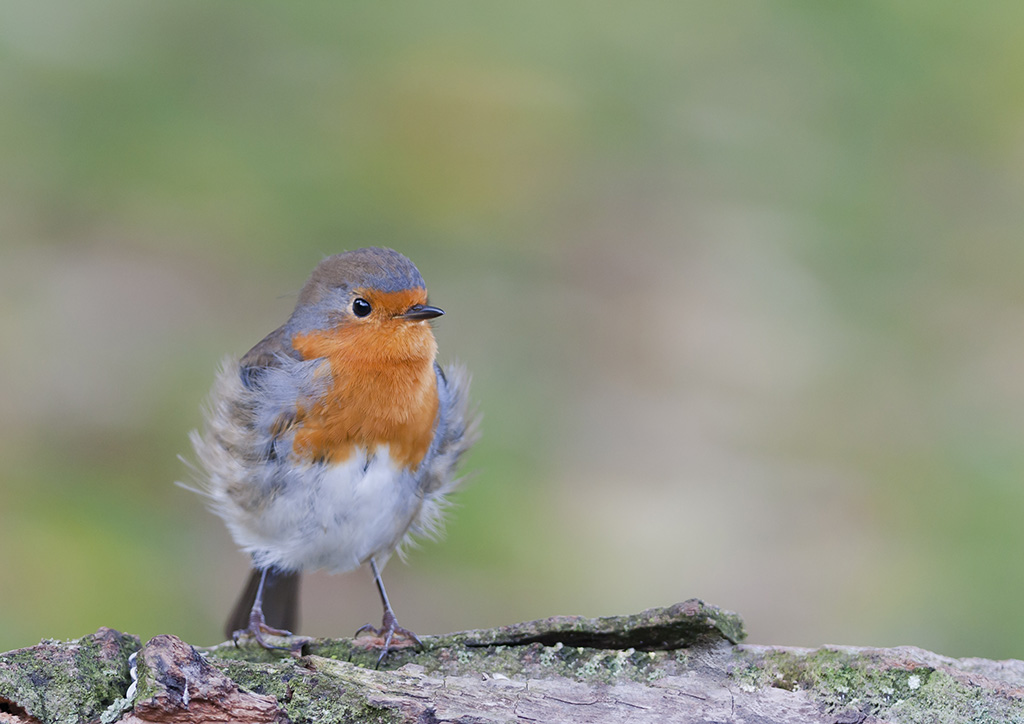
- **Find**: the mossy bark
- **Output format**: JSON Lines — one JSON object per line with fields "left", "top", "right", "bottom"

{"left": 2, "top": 601, "right": 1022, "bottom": 723}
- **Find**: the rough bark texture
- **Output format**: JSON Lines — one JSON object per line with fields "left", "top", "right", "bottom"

{"left": 1, "top": 601, "right": 1023, "bottom": 723}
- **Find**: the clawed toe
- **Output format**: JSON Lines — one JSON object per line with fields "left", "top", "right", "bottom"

{"left": 355, "top": 611, "right": 422, "bottom": 665}
{"left": 233, "top": 609, "right": 302, "bottom": 653}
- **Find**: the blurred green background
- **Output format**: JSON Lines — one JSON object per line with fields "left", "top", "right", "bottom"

{"left": 3, "top": 1, "right": 1024, "bottom": 660}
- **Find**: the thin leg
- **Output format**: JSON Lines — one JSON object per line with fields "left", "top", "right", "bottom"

{"left": 232, "top": 568, "right": 299, "bottom": 651}
{"left": 370, "top": 559, "right": 393, "bottom": 615}
{"left": 355, "top": 557, "right": 422, "bottom": 665}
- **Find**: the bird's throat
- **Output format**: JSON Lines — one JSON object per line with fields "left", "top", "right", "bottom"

{"left": 289, "top": 324, "right": 439, "bottom": 470}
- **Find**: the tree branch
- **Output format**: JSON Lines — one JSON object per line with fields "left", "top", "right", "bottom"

{"left": 2, "top": 601, "right": 1022, "bottom": 723}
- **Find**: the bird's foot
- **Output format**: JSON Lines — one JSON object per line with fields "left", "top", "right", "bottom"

{"left": 233, "top": 608, "right": 305, "bottom": 654}
{"left": 355, "top": 609, "right": 422, "bottom": 665}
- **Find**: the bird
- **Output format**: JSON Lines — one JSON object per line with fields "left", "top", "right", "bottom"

{"left": 187, "top": 247, "right": 477, "bottom": 662}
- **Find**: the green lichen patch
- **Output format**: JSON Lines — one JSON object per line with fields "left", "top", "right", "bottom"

{"left": 887, "top": 669, "right": 1024, "bottom": 724}
{"left": 310, "top": 636, "right": 680, "bottom": 685}
{"left": 0, "top": 628, "right": 140, "bottom": 724}
{"left": 210, "top": 655, "right": 403, "bottom": 724}
{"left": 734, "top": 647, "right": 1024, "bottom": 723}
{"left": 310, "top": 636, "right": 424, "bottom": 670}
{"left": 542, "top": 645, "right": 670, "bottom": 684}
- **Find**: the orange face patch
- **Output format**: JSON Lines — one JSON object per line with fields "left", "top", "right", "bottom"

{"left": 290, "top": 288, "right": 440, "bottom": 469}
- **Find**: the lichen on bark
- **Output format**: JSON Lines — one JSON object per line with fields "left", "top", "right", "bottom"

{"left": 0, "top": 627, "right": 139, "bottom": 724}
{"left": 4, "top": 601, "right": 1024, "bottom": 723}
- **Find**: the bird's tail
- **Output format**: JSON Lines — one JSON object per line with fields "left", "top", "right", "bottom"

{"left": 224, "top": 568, "right": 301, "bottom": 640}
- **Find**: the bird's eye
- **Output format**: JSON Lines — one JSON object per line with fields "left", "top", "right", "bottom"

{"left": 352, "top": 297, "right": 372, "bottom": 318}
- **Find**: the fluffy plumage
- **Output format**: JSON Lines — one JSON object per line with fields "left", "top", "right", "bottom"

{"left": 191, "top": 356, "right": 475, "bottom": 572}
{"left": 187, "top": 247, "right": 478, "bottom": 647}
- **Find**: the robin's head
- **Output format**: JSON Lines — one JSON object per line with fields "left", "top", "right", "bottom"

{"left": 288, "top": 247, "right": 444, "bottom": 364}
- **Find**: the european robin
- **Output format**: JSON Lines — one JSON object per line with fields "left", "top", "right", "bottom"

{"left": 188, "top": 247, "right": 477, "bottom": 661}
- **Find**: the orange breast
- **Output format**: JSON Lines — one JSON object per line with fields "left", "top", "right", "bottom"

{"left": 289, "top": 295, "right": 440, "bottom": 470}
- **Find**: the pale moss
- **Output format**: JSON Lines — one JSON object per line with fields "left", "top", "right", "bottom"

{"left": 733, "top": 648, "right": 1024, "bottom": 723}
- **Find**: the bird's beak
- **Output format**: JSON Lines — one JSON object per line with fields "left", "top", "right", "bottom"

{"left": 399, "top": 304, "right": 445, "bottom": 321}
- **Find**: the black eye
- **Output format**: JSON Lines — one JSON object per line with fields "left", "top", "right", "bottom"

{"left": 352, "top": 297, "right": 372, "bottom": 317}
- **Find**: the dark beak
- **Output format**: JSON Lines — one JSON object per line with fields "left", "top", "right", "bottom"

{"left": 399, "top": 303, "right": 444, "bottom": 321}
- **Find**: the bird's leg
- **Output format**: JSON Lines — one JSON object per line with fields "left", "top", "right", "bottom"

{"left": 233, "top": 568, "right": 298, "bottom": 651}
{"left": 355, "top": 557, "right": 422, "bottom": 665}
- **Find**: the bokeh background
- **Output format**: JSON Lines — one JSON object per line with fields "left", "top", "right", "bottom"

{"left": 3, "top": 2, "right": 1024, "bottom": 659}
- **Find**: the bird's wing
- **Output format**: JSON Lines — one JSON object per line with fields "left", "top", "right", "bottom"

{"left": 236, "top": 324, "right": 308, "bottom": 460}
{"left": 420, "top": 362, "right": 479, "bottom": 495}
{"left": 398, "top": 363, "right": 479, "bottom": 550}
{"left": 240, "top": 324, "right": 301, "bottom": 379}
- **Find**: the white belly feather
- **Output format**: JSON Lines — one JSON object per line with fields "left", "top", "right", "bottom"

{"left": 222, "top": 446, "right": 423, "bottom": 574}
